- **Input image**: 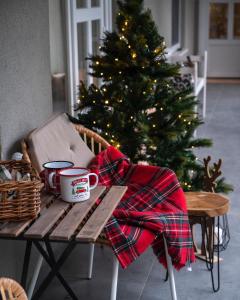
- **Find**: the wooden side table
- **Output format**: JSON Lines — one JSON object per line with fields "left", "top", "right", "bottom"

{"left": 185, "top": 191, "right": 230, "bottom": 292}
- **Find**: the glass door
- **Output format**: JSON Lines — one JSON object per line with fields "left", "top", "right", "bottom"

{"left": 65, "top": 0, "right": 112, "bottom": 114}
{"left": 207, "top": 0, "right": 240, "bottom": 77}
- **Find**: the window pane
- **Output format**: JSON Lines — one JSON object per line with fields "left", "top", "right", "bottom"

{"left": 92, "top": 20, "right": 101, "bottom": 86}
{"left": 172, "top": 0, "right": 180, "bottom": 45}
{"left": 77, "top": 22, "right": 88, "bottom": 84}
{"left": 76, "top": 0, "right": 87, "bottom": 8}
{"left": 209, "top": 3, "right": 228, "bottom": 39}
{"left": 234, "top": 3, "right": 240, "bottom": 39}
{"left": 91, "top": 0, "right": 100, "bottom": 7}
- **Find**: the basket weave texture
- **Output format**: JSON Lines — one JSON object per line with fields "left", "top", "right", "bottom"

{"left": 0, "top": 160, "right": 41, "bottom": 221}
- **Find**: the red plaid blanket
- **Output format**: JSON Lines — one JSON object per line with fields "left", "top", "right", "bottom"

{"left": 90, "top": 146, "right": 195, "bottom": 270}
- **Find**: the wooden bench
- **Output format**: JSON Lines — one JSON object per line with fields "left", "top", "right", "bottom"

{"left": 0, "top": 186, "right": 127, "bottom": 300}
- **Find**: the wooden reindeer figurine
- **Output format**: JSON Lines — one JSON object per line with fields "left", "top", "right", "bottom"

{"left": 203, "top": 156, "right": 222, "bottom": 193}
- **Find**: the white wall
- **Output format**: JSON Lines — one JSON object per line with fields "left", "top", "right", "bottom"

{"left": 182, "top": 0, "right": 197, "bottom": 54}
{"left": 144, "top": 0, "right": 172, "bottom": 47}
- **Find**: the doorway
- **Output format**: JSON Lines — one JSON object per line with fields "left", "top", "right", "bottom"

{"left": 199, "top": 0, "right": 240, "bottom": 78}
{"left": 65, "top": 0, "right": 112, "bottom": 115}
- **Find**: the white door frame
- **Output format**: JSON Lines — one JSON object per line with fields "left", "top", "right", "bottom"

{"left": 65, "top": 0, "right": 112, "bottom": 116}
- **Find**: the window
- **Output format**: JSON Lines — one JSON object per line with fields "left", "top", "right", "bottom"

{"left": 65, "top": 0, "right": 112, "bottom": 115}
{"left": 209, "top": 1, "right": 240, "bottom": 41}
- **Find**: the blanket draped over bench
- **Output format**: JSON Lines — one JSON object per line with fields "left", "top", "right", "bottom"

{"left": 89, "top": 146, "right": 195, "bottom": 270}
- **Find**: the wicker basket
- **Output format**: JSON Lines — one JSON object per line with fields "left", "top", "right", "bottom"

{"left": 0, "top": 160, "right": 41, "bottom": 221}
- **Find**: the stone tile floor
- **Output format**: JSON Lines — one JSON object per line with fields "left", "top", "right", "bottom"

{"left": 37, "top": 83, "right": 240, "bottom": 300}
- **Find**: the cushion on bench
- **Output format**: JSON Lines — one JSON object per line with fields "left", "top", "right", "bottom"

{"left": 27, "top": 113, "right": 95, "bottom": 172}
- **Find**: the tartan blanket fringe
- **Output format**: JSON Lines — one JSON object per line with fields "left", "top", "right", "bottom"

{"left": 89, "top": 146, "right": 195, "bottom": 270}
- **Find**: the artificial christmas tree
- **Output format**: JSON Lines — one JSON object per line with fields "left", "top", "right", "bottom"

{"left": 71, "top": 0, "right": 231, "bottom": 192}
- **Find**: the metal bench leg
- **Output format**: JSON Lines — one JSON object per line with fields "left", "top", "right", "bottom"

{"left": 164, "top": 237, "right": 177, "bottom": 300}
{"left": 27, "top": 251, "right": 44, "bottom": 300}
{"left": 88, "top": 243, "right": 95, "bottom": 279}
{"left": 110, "top": 255, "right": 119, "bottom": 300}
{"left": 21, "top": 241, "right": 32, "bottom": 289}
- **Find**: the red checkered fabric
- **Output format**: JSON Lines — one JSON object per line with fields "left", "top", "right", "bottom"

{"left": 89, "top": 146, "right": 195, "bottom": 270}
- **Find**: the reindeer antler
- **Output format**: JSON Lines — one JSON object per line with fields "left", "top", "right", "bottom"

{"left": 203, "top": 156, "right": 222, "bottom": 192}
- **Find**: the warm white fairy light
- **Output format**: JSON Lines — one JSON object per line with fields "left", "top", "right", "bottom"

{"left": 184, "top": 119, "right": 186, "bottom": 122}
{"left": 119, "top": 71, "right": 122, "bottom": 74}
{"left": 93, "top": 121, "right": 96, "bottom": 124}
{"left": 115, "top": 58, "right": 119, "bottom": 61}
{"left": 107, "top": 123, "right": 110, "bottom": 127}
{"left": 96, "top": 61, "right": 99, "bottom": 65}
{"left": 160, "top": 107, "right": 163, "bottom": 111}
{"left": 188, "top": 121, "right": 191, "bottom": 125}
{"left": 153, "top": 124, "right": 156, "bottom": 128}
{"left": 154, "top": 79, "right": 157, "bottom": 83}
{"left": 132, "top": 52, "right": 137, "bottom": 59}
{"left": 93, "top": 100, "right": 96, "bottom": 104}
{"left": 116, "top": 143, "right": 120, "bottom": 148}
{"left": 103, "top": 87, "right": 107, "bottom": 92}
{"left": 100, "top": 73, "right": 103, "bottom": 76}
{"left": 105, "top": 100, "right": 109, "bottom": 104}
{"left": 178, "top": 114, "right": 182, "bottom": 118}
{"left": 124, "top": 20, "right": 128, "bottom": 26}
{"left": 128, "top": 45, "right": 131, "bottom": 49}
{"left": 143, "top": 91, "right": 146, "bottom": 95}
{"left": 130, "top": 116, "right": 133, "bottom": 119}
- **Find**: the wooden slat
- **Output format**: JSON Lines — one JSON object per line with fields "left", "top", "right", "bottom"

{"left": 0, "top": 193, "right": 55, "bottom": 238}
{"left": 91, "top": 137, "right": 95, "bottom": 153}
{"left": 50, "top": 186, "right": 106, "bottom": 241}
{"left": 24, "top": 200, "right": 69, "bottom": 239}
{"left": 76, "top": 186, "right": 127, "bottom": 243}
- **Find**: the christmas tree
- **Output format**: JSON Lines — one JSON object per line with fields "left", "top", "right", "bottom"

{"left": 71, "top": 0, "right": 232, "bottom": 192}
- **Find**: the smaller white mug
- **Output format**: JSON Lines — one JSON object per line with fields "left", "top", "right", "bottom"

{"left": 59, "top": 168, "right": 98, "bottom": 203}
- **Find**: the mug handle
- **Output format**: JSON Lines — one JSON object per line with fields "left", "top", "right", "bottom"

{"left": 48, "top": 172, "right": 56, "bottom": 189}
{"left": 89, "top": 173, "right": 98, "bottom": 190}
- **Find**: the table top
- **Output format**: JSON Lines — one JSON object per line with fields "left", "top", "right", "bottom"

{"left": 0, "top": 186, "right": 127, "bottom": 241}
{"left": 185, "top": 191, "right": 230, "bottom": 217}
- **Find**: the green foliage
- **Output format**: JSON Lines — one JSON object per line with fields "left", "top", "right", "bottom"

{"left": 72, "top": 0, "right": 231, "bottom": 193}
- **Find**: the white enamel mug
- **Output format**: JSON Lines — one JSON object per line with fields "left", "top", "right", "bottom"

{"left": 59, "top": 168, "right": 98, "bottom": 203}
